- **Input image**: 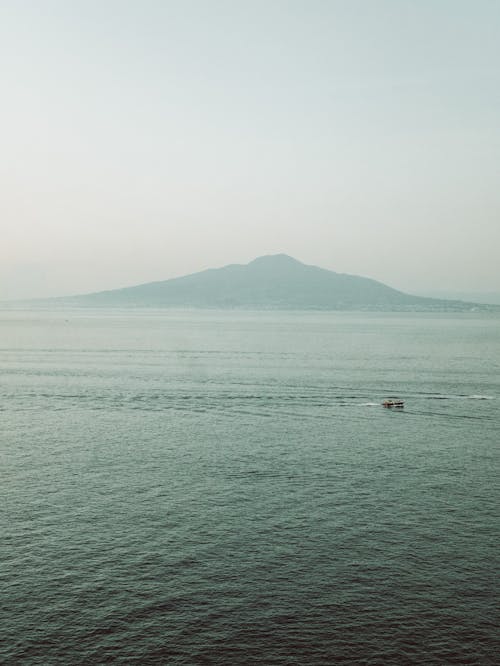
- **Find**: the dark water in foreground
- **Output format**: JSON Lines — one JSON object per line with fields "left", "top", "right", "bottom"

{"left": 1, "top": 309, "right": 499, "bottom": 665}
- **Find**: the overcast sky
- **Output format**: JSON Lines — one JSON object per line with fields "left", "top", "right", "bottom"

{"left": 1, "top": 0, "right": 499, "bottom": 299}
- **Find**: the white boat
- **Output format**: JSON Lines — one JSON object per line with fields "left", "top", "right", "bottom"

{"left": 382, "top": 399, "right": 404, "bottom": 408}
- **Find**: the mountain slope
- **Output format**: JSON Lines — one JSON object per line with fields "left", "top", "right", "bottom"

{"left": 67, "top": 254, "right": 479, "bottom": 311}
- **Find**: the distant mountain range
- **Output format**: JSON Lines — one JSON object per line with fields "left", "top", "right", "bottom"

{"left": 58, "top": 254, "right": 494, "bottom": 311}
{"left": 416, "top": 290, "right": 500, "bottom": 306}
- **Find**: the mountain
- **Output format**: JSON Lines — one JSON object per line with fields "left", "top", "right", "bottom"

{"left": 63, "top": 254, "right": 489, "bottom": 311}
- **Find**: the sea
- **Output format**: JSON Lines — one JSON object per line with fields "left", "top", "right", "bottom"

{"left": 1, "top": 308, "right": 499, "bottom": 665}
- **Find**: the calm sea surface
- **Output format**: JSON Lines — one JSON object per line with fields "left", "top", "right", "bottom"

{"left": 1, "top": 309, "right": 499, "bottom": 665}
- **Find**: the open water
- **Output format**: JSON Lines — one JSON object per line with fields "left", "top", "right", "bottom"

{"left": 1, "top": 309, "right": 499, "bottom": 665}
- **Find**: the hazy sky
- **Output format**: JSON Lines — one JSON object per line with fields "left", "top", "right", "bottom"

{"left": 2, "top": 0, "right": 499, "bottom": 299}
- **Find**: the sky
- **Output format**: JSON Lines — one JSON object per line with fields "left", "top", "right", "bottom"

{"left": 1, "top": 0, "right": 499, "bottom": 300}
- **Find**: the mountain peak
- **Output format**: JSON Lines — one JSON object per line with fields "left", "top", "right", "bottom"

{"left": 247, "top": 254, "right": 303, "bottom": 267}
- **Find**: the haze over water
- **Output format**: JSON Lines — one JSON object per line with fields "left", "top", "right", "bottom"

{"left": 1, "top": 308, "right": 499, "bottom": 664}
{"left": 3, "top": 1, "right": 500, "bottom": 300}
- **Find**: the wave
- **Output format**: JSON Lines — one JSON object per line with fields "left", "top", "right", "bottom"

{"left": 466, "top": 394, "right": 494, "bottom": 400}
{"left": 421, "top": 394, "right": 495, "bottom": 401}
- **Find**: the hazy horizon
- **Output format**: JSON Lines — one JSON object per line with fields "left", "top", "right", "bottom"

{"left": 2, "top": 0, "right": 500, "bottom": 300}
{"left": 3, "top": 253, "right": 500, "bottom": 306}
{"left": 0, "top": 253, "right": 500, "bottom": 310}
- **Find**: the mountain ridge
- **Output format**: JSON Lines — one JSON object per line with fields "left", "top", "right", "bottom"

{"left": 55, "top": 254, "right": 493, "bottom": 312}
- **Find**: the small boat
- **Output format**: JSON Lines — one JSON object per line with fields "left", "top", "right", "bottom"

{"left": 382, "top": 399, "right": 404, "bottom": 408}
